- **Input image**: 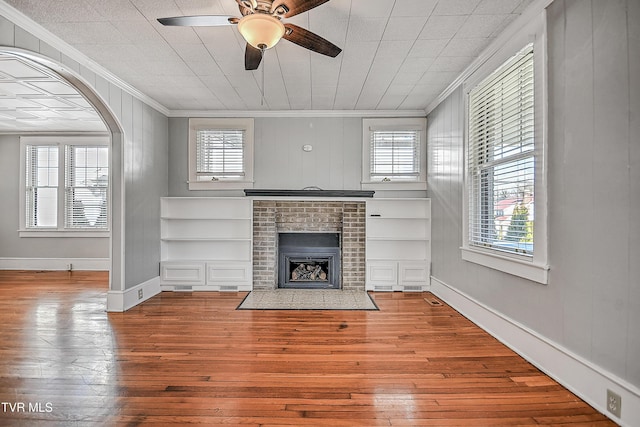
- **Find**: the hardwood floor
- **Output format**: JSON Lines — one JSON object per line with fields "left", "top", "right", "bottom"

{"left": 0, "top": 271, "right": 614, "bottom": 426}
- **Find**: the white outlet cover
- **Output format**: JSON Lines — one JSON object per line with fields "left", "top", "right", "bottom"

{"left": 303, "top": 144, "right": 312, "bottom": 152}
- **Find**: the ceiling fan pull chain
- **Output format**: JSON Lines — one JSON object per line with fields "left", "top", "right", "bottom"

{"left": 260, "top": 44, "right": 266, "bottom": 106}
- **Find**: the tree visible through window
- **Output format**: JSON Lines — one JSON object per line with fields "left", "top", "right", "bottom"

{"left": 468, "top": 44, "right": 535, "bottom": 257}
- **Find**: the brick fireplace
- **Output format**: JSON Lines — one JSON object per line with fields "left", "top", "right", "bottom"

{"left": 252, "top": 201, "right": 366, "bottom": 291}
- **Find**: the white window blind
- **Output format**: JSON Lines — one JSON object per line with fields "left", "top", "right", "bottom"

{"left": 468, "top": 43, "right": 534, "bottom": 257}
{"left": 370, "top": 129, "right": 420, "bottom": 179}
{"left": 23, "top": 138, "right": 109, "bottom": 233}
{"left": 196, "top": 129, "right": 245, "bottom": 179}
{"left": 25, "top": 145, "right": 59, "bottom": 228}
{"left": 65, "top": 146, "right": 109, "bottom": 229}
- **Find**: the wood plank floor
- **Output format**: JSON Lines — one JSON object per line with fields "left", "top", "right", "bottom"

{"left": 0, "top": 271, "right": 614, "bottom": 426}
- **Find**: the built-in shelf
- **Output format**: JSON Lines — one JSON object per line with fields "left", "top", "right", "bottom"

{"left": 160, "top": 197, "right": 432, "bottom": 294}
{"left": 366, "top": 198, "right": 431, "bottom": 292}
{"left": 160, "top": 197, "right": 253, "bottom": 291}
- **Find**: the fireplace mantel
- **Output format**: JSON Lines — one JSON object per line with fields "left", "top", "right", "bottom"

{"left": 244, "top": 189, "right": 374, "bottom": 198}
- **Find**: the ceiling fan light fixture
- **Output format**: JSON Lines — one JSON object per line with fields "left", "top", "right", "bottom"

{"left": 238, "top": 13, "right": 285, "bottom": 49}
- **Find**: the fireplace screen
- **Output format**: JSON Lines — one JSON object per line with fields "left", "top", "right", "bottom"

{"left": 278, "top": 233, "right": 340, "bottom": 289}
{"left": 289, "top": 259, "right": 330, "bottom": 282}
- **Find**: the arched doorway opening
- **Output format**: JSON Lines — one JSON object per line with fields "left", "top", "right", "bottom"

{"left": 0, "top": 48, "right": 124, "bottom": 293}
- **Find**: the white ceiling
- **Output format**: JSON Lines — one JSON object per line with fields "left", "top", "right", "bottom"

{"left": 2, "top": 0, "right": 533, "bottom": 113}
{"left": 0, "top": 55, "right": 106, "bottom": 132}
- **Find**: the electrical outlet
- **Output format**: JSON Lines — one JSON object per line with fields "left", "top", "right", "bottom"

{"left": 137, "top": 289, "right": 143, "bottom": 300}
{"left": 607, "top": 389, "right": 621, "bottom": 418}
{"left": 66, "top": 263, "right": 72, "bottom": 271}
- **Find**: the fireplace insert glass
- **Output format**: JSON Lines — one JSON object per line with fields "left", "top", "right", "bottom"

{"left": 278, "top": 233, "right": 341, "bottom": 289}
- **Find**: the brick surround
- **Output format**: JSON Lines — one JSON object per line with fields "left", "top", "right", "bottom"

{"left": 252, "top": 201, "right": 366, "bottom": 291}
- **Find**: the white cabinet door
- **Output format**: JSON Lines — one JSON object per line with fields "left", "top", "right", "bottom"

{"left": 161, "top": 262, "right": 206, "bottom": 285}
{"left": 399, "top": 261, "right": 429, "bottom": 291}
{"left": 206, "top": 262, "right": 252, "bottom": 291}
{"left": 367, "top": 261, "right": 397, "bottom": 291}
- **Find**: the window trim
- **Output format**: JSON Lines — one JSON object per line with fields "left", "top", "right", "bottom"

{"left": 188, "top": 118, "right": 254, "bottom": 190}
{"left": 362, "top": 117, "right": 427, "bottom": 191}
{"left": 19, "top": 135, "right": 110, "bottom": 238}
{"left": 461, "top": 13, "right": 549, "bottom": 284}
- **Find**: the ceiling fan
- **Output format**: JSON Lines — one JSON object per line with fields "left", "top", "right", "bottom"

{"left": 158, "top": 0, "right": 342, "bottom": 71}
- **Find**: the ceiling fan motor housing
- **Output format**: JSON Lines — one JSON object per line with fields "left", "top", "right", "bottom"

{"left": 238, "top": 0, "right": 288, "bottom": 16}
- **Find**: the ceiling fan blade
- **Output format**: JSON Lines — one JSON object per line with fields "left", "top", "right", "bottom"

{"left": 283, "top": 24, "right": 341, "bottom": 57}
{"left": 157, "top": 15, "right": 237, "bottom": 26}
{"left": 245, "top": 43, "right": 263, "bottom": 70}
{"left": 271, "top": 0, "right": 330, "bottom": 18}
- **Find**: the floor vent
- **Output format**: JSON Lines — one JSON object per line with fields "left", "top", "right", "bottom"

{"left": 374, "top": 285, "right": 394, "bottom": 292}
{"left": 220, "top": 285, "right": 238, "bottom": 292}
{"left": 404, "top": 285, "right": 424, "bottom": 292}
{"left": 174, "top": 285, "right": 193, "bottom": 292}
{"left": 424, "top": 297, "right": 443, "bottom": 306}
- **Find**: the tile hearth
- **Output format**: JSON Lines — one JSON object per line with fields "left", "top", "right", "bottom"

{"left": 237, "top": 289, "right": 378, "bottom": 310}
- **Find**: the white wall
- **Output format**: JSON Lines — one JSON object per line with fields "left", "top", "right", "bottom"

{"left": 427, "top": 0, "right": 639, "bottom": 422}
{"left": 0, "top": 14, "right": 169, "bottom": 293}
{"left": 0, "top": 135, "right": 109, "bottom": 262}
{"left": 168, "top": 116, "right": 426, "bottom": 198}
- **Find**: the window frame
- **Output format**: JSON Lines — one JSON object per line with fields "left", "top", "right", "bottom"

{"left": 362, "top": 117, "right": 427, "bottom": 191}
{"left": 19, "top": 135, "right": 110, "bottom": 238}
{"left": 188, "top": 118, "right": 254, "bottom": 190}
{"left": 461, "top": 14, "right": 549, "bottom": 284}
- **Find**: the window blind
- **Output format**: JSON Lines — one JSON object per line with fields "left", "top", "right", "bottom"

{"left": 25, "top": 145, "right": 58, "bottom": 228}
{"left": 65, "top": 146, "right": 109, "bottom": 229}
{"left": 468, "top": 44, "right": 534, "bottom": 256}
{"left": 370, "top": 129, "right": 420, "bottom": 179}
{"left": 196, "top": 129, "right": 245, "bottom": 179}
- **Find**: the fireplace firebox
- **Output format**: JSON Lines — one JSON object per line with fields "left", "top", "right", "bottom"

{"left": 278, "top": 233, "right": 340, "bottom": 289}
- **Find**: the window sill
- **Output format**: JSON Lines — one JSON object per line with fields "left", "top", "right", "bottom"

{"left": 361, "top": 181, "right": 427, "bottom": 191}
{"left": 19, "top": 230, "right": 110, "bottom": 238}
{"left": 188, "top": 180, "right": 254, "bottom": 191}
{"left": 460, "top": 246, "right": 549, "bottom": 284}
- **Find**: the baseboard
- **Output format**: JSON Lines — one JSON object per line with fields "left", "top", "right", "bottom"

{"left": 430, "top": 276, "right": 640, "bottom": 427}
{"left": 0, "top": 257, "right": 109, "bottom": 271}
{"left": 107, "top": 276, "right": 161, "bottom": 312}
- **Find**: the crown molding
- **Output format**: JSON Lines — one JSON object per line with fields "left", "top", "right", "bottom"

{"left": 0, "top": 1, "right": 170, "bottom": 117}
{"left": 167, "top": 109, "right": 427, "bottom": 118}
{"left": 425, "top": 0, "right": 555, "bottom": 115}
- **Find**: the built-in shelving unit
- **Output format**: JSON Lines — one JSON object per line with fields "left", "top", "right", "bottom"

{"left": 365, "top": 198, "right": 431, "bottom": 291}
{"left": 160, "top": 197, "right": 431, "bottom": 293}
{"left": 160, "top": 197, "right": 252, "bottom": 291}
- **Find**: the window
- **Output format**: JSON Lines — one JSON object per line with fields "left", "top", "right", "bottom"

{"left": 188, "top": 118, "right": 254, "bottom": 190}
{"left": 65, "top": 145, "right": 109, "bottom": 228}
{"left": 468, "top": 44, "right": 534, "bottom": 257}
{"left": 462, "top": 16, "right": 548, "bottom": 284}
{"left": 20, "top": 136, "right": 109, "bottom": 236}
{"left": 362, "top": 118, "right": 427, "bottom": 190}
